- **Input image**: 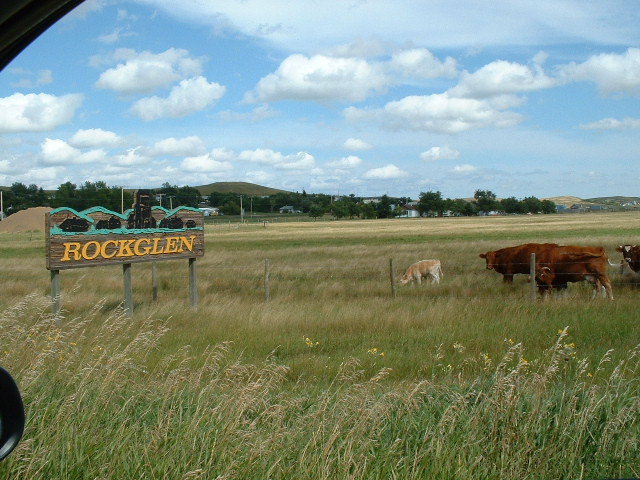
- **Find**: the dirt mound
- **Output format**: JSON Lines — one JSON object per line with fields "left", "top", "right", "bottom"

{"left": 0, "top": 207, "right": 52, "bottom": 233}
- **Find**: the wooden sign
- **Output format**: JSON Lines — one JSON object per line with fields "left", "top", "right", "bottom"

{"left": 46, "top": 197, "right": 204, "bottom": 270}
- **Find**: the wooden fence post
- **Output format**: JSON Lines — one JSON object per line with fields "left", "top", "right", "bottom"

{"left": 123, "top": 263, "right": 133, "bottom": 317}
{"left": 264, "top": 259, "right": 271, "bottom": 302}
{"left": 530, "top": 253, "right": 537, "bottom": 301}
{"left": 51, "top": 269, "right": 60, "bottom": 317}
{"left": 189, "top": 258, "right": 198, "bottom": 308}
{"left": 389, "top": 258, "right": 396, "bottom": 298}
{"left": 152, "top": 261, "right": 158, "bottom": 301}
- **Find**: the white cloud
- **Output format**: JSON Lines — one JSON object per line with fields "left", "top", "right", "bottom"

{"left": 148, "top": 136, "right": 207, "bottom": 156}
{"left": 421, "top": 146, "right": 461, "bottom": 161}
{"left": 14, "top": 166, "right": 64, "bottom": 186}
{"left": 130, "top": 76, "right": 225, "bottom": 120}
{"left": 40, "top": 138, "right": 106, "bottom": 165}
{"left": 98, "top": 28, "right": 134, "bottom": 44}
{"left": 558, "top": 48, "right": 640, "bottom": 94}
{"left": 247, "top": 54, "right": 387, "bottom": 103}
{"left": 66, "top": 0, "right": 104, "bottom": 20}
{"left": 138, "top": 1, "right": 640, "bottom": 53}
{"left": 343, "top": 138, "right": 372, "bottom": 150}
{"left": 580, "top": 117, "right": 640, "bottom": 130}
{"left": 449, "top": 59, "right": 556, "bottom": 98}
{"left": 9, "top": 69, "right": 53, "bottom": 88}
{"left": 327, "top": 155, "right": 362, "bottom": 168}
{"left": 113, "top": 147, "right": 149, "bottom": 166}
{"left": 180, "top": 153, "right": 233, "bottom": 172}
{"left": 452, "top": 164, "right": 478, "bottom": 174}
{"left": 95, "top": 48, "right": 204, "bottom": 95}
{"left": 390, "top": 48, "right": 458, "bottom": 79}
{"left": 0, "top": 93, "right": 83, "bottom": 133}
{"left": 69, "top": 128, "right": 122, "bottom": 148}
{"left": 363, "top": 164, "right": 409, "bottom": 179}
{"left": 345, "top": 93, "right": 523, "bottom": 134}
{"left": 245, "top": 170, "right": 275, "bottom": 184}
{"left": 238, "top": 149, "right": 315, "bottom": 170}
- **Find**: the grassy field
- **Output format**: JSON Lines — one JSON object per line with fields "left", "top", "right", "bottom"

{"left": 0, "top": 212, "right": 638, "bottom": 479}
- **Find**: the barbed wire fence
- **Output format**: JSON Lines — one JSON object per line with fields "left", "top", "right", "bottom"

{"left": 184, "top": 255, "right": 638, "bottom": 303}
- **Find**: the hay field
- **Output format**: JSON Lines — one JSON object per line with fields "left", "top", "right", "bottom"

{"left": 0, "top": 212, "right": 638, "bottom": 479}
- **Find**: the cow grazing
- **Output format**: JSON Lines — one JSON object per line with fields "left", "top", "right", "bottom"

{"left": 400, "top": 260, "right": 442, "bottom": 285}
{"left": 618, "top": 258, "right": 640, "bottom": 288}
{"left": 616, "top": 245, "right": 640, "bottom": 273}
{"left": 534, "top": 245, "right": 613, "bottom": 300}
{"left": 479, "top": 243, "right": 558, "bottom": 284}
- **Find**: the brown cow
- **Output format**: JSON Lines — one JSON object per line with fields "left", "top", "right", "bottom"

{"left": 618, "top": 258, "right": 640, "bottom": 288}
{"left": 534, "top": 245, "right": 613, "bottom": 300}
{"left": 616, "top": 245, "right": 640, "bottom": 273}
{"left": 479, "top": 243, "right": 558, "bottom": 284}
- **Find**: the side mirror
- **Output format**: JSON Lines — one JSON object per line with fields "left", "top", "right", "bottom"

{"left": 0, "top": 366, "right": 25, "bottom": 461}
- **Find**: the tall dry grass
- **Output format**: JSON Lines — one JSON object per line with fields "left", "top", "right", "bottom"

{"left": 0, "top": 296, "right": 638, "bottom": 479}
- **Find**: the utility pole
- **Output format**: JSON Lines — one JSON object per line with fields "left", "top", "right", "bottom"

{"left": 168, "top": 196, "right": 175, "bottom": 209}
{"left": 240, "top": 194, "right": 244, "bottom": 223}
{"left": 0, "top": 190, "right": 3, "bottom": 221}
{"left": 156, "top": 193, "right": 165, "bottom": 207}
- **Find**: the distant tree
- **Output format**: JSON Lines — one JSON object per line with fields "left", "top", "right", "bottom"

{"left": 449, "top": 198, "right": 475, "bottom": 216}
{"left": 540, "top": 199, "right": 556, "bottom": 214}
{"left": 474, "top": 189, "right": 498, "bottom": 213}
{"left": 331, "top": 201, "right": 349, "bottom": 219}
{"left": 392, "top": 204, "right": 405, "bottom": 217}
{"left": 308, "top": 204, "right": 325, "bottom": 218}
{"left": 417, "top": 190, "right": 445, "bottom": 216}
{"left": 376, "top": 195, "right": 393, "bottom": 218}
{"left": 176, "top": 186, "right": 202, "bottom": 207}
{"left": 219, "top": 200, "right": 240, "bottom": 216}
{"left": 360, "top": 203, "right": 377, "bottom": 219}
{"left": 521, "top": 196, "right": 543, "bottom": 214}
{"left": 500, "top": 196, "right": 523, "bottom": 214}
{"left": 53, "top": 182, "right": 81, "bottom": 210}
{"left": 5, "top": 182, "right": 47, "bottom": 214}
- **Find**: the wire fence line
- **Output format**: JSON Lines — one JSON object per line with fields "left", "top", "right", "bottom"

{"left": 182, "top": 256, "right": 638, "bottom": 302}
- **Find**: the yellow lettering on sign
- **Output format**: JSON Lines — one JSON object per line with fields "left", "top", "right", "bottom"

{"left": 81, "top": 241, "right": 101, "bottom": 260}
{"left": 134, "top": 238, "right": 152, "bottom": 256}
{"left": 164, "top": 237, "right": 178, "bottom": 254}
{"left": 100, "top": 240, "right": 118, "bottom": 259}
{"left": 150, "top": 238, "right": 163, "bottom": 255}
{"left": 179, "top": 236, "right": 195, "bottom": 253}
{"left": 55, "top": 234, "right": 201, "bottom": 266}
{"left": 117, "top": 239, "right": 135, "bottom": 257}
{"left": 61, "top": 242, "right": 82, "bottom": 261}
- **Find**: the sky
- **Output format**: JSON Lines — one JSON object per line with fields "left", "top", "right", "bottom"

{"left": 1, "top": 0, "right": 640, "bottom": 200}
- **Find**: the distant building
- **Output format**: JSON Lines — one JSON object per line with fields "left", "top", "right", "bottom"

{"left": 198, "top": 207, "right": 219, "bottom": 216}
{"left": 397, "top": 203, "right": 420, "bottom": 218}
{"left": 279, "top": 205, "right": 301, "bottom": 213}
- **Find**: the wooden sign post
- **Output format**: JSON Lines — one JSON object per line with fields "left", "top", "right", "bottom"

{"left": 46, "top": 190, "right": 205, "bottom": 316}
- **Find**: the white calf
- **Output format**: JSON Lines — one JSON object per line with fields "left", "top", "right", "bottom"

{"left": 400, "top": 259, "right": 442, "bottom": 285}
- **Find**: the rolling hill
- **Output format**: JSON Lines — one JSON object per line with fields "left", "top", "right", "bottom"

{"left": 194, "top": 182, "right": 289, "bottom": 196}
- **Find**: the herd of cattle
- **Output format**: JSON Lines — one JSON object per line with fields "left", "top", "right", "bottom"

{"left": 400, "top": 243, "right": 640, "bottom": 300}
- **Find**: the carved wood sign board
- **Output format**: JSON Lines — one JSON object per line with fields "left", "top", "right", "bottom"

{"left": 46, "top": 203, "right": 204, "bottom": 270}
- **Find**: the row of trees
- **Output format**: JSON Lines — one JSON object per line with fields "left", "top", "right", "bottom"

{"left": 1, "top": 181, "right": 556, "bottom": 219}
{"left": 417, "top": 190, "right": 556, "bottom": 216}
{"left": 0, "top": 181, "right": 204, "bottom": 216}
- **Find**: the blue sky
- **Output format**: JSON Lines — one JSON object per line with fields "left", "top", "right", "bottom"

{"left": 1, "top": 0, "right": 639, "bottom": 199}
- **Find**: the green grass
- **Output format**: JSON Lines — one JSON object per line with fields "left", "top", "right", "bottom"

{"left": 0, "top": 212, "right": 638, "bottom": 479}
